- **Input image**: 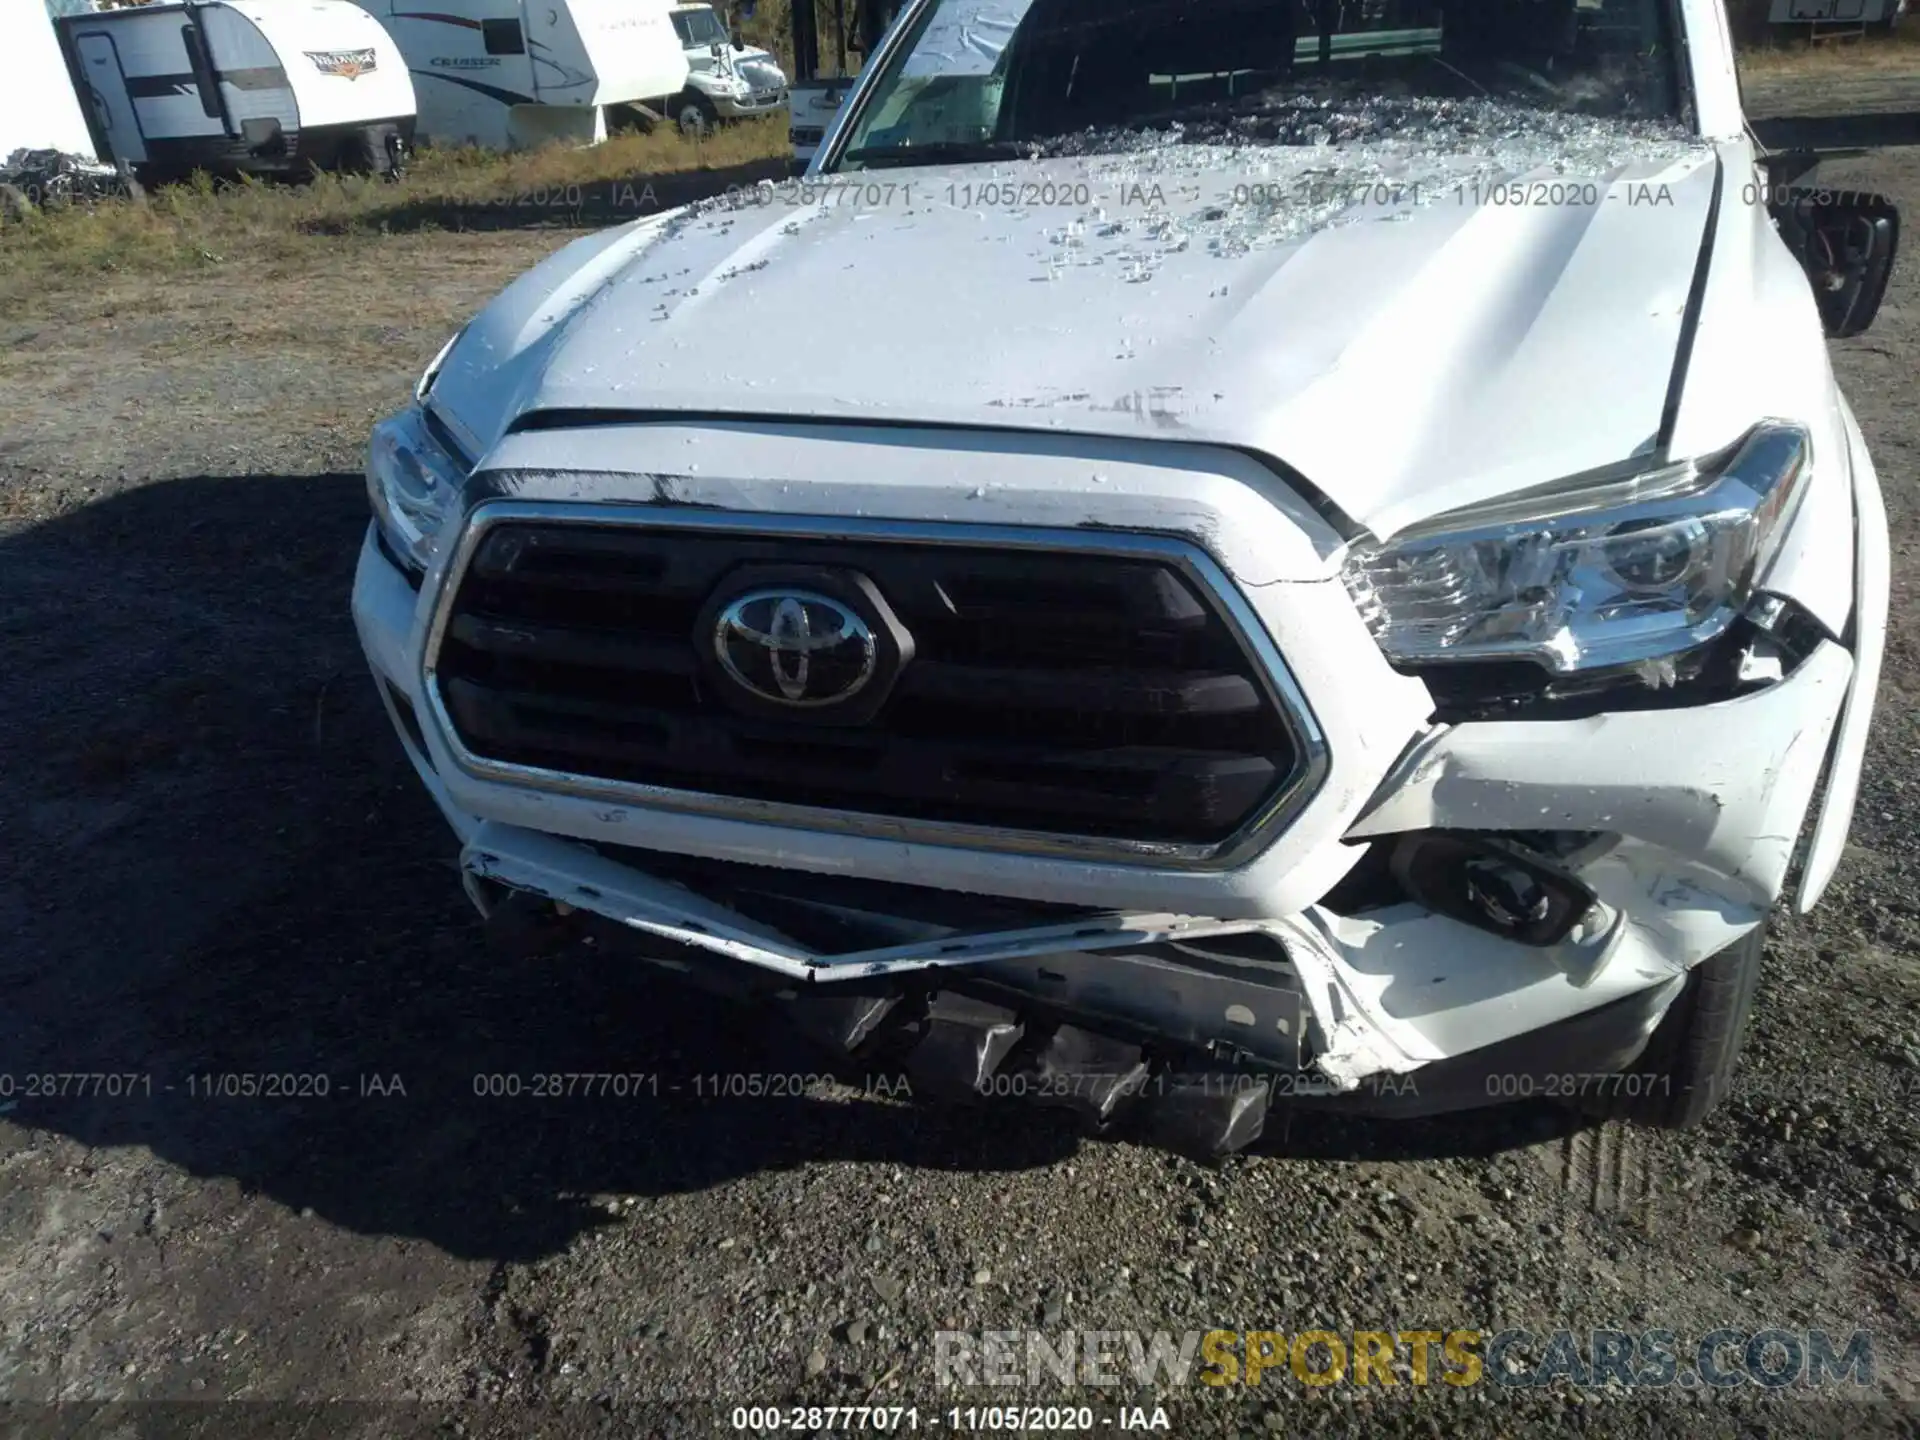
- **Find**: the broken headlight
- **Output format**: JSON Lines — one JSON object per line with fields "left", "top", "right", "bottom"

{"left": 1341, "top": 422, "right": 1812, "bottom": 673}
{"left": 366, "top": 403, "right": 467, "bottom": 575}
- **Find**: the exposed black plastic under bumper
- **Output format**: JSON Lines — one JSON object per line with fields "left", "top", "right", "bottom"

{"left": 516, "top": 898, "right": 1690, "bottom": 1156}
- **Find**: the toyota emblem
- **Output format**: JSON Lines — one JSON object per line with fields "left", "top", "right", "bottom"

{"left": 713, "top": 588, "right": 877, "bottom": 707}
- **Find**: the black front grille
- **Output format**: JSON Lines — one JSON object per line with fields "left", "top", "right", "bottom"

{"left": 431, "top": 523, "right": 1302, "bottom": 847}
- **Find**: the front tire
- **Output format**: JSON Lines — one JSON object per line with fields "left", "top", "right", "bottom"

{"left": 1581, "top": 924, "right": 1767, "bottom": 1128}
{"left": 675, "top": 92, "right": 720, "bottom": 138}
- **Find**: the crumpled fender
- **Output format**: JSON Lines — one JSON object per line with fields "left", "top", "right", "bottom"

{"left": 1795, "top": 395, "right": 1889, "bottom": 912}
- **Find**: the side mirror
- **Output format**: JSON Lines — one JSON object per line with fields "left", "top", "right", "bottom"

{"left": 1771, "top": 187, "right": 1901, "bottom": 339}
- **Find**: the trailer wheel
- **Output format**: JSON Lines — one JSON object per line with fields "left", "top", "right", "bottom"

{"left": 331, "top": 129, "right": 400, "bottom": 179}
{"left": 675, "top": 93, "right": 720, "bottom": 138}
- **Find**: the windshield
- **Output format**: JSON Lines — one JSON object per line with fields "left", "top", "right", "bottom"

{"left": 834, "top": 0, "right": 1683, "bottom": 167}
{"left": 671, "top": 6, "right": 729, "bottom": 46}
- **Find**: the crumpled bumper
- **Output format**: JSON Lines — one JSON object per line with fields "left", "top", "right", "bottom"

{"left": 353, "top": 500, "right": 1852, "bottom": 1123}
{"left": 704, "top": 85, "right": 787, "bottom": 117}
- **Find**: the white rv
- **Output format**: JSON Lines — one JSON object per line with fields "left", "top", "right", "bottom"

{"left": 56, "top": 0, "right": 416, "bottom": 182}
{"left": 3, "top": 2, "right": 99, "bottom": 158}
{"left": 1767, "top": 0, "right": 1904, "bottom": 23}
{"left": 347, "top": 0, "right": 690, "bottom": 151}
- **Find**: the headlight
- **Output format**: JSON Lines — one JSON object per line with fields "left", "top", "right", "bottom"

{"left": 1341, "top": 421, "right": 1812, "bottom": 674}
{"left": 367, "top": 403, "right": 467, "bottom": 574}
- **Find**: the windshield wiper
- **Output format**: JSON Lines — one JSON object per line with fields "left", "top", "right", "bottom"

{"left": 839, "top": 139, "right": 1039, "bottom": 169}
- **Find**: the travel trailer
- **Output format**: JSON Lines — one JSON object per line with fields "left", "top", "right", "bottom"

{"left": 1767, "top": 0, "right": 1905, "bottom": 27}
{"left": 55, "top": 0, "right": 416, "bottom": 182}
{"left": 2, "top": 1, "right": 99, "bottom": 158}
{"left": 346, "top": 0, "right": 690, "bottom": 150}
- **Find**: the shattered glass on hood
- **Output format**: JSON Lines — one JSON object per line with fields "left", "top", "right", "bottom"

{"left": 670, "top": 99, "right": 1702, "bottom": 294}
{"left": 720, "top": 100, "right": 1690, "bottom": 286}
{"left": 1046, "top": 108, "right": 1701, "bottom": 275}
{"left": 1049, "top": 93, "right": 1693, "bottom": 159}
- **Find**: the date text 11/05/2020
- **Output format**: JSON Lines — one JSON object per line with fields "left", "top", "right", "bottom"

{"left": 726, "top": 1324, "right": 1875, "bottom": 1438}
{"left": 965, "top": 1070, "right": 1662, "bottom": 1102}
{"left": 468, "top": 1071, "right": 911, "bottom": 1099}
{"left": 0, "top": 1070, "right": 1687, "bottom": 1104}
{"left": 731, "top": 1408, "right": 1170, "bottom": 1433}
{"left": 0, "top": 1073, "right": 408, "bottom": 1100}
{"left": 712, "top": 177, "right": 1685, "bottom": 212}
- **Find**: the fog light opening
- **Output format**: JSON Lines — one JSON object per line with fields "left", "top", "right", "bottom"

{"left": 1463, "top": 854, "right": 1554, "bottom": 930}
{"left": 1387, "top": 832, "right": 1601, "bottom": 949}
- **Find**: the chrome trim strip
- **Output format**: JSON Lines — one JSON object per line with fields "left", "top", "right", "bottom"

{"left": 461, "top": 820, "right": 1289, "bottom": 982}
{"left": 418, "top": 499, "right": 1331, "bottom": 871}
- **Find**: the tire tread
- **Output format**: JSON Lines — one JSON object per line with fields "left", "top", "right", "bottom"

{"left": 1581, "top": 925, "right": 1766, "bottom": 1128}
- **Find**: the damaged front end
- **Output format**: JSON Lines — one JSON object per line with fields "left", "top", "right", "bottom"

{"left": 455, "top": 816, "right": 1741, "bottom": 1155}
{"left": 353, "top": 387, "right": 1876, "bottom": 1155}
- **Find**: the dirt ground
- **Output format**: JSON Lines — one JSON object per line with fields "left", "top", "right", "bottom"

{"left": 3, "top": 144, "right": 1920, "bottom": 1438}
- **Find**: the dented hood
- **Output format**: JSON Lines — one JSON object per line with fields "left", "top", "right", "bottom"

{"left": 432, "top": 140, "right": 1718, "bottom": 538}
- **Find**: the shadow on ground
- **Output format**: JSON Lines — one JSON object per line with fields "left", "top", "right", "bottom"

{"left": 0, "top": 472, "right": 1567, "bottom": 1265}
{"left": 298, "top": 157, "right": 791, "bottom": 237}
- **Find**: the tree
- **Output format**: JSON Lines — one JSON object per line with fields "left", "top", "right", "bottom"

{"left": 736, "top": 0, "right": 883, "bottom": 76}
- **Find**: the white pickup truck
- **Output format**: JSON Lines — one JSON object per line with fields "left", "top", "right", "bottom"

{"left": 356, "top": 0, "right": 1903, "bottom": 1155}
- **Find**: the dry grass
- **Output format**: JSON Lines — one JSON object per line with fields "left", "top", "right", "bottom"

{"left": 0, "top": 224, "right": 560, "bottom": 479}
{"left": 390, "top": 116, "right": 783, "bottom": 196}
{"left": 1737, "top": 24, "right": 1920, "bottom": 77}
{"left": 0, "top": 118, "right": 787, "bottom": 306}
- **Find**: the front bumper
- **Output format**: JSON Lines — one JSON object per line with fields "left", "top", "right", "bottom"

{"left": 710, "top": 87, "right": 787, "bottom": 117}
{"left": 351, "top": 420, "right": 1856, "bottom": 1118}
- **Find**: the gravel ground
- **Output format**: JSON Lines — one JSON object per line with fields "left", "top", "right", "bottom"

{"left": 2, "top": 147, "right": 1920, "bottom": 1440}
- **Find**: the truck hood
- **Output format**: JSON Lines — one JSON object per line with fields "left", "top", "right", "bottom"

{"left": 690, "top": 43, "right": 780, "bottom": 71}
{"left": 432, "top": 140, "right": 1719, "bottom": 538}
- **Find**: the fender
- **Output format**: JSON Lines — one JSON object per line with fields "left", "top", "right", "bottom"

{"left": 1796, "top": 395, "right": 1890, "bottom": 913}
